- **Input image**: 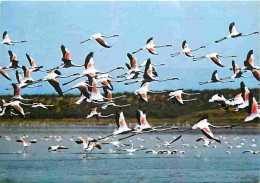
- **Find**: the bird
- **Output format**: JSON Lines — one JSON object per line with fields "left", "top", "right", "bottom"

{"left": 80, "top": 33, "right": 119, "bottom": 48}
{"left": 86, "top": 107, "right": 114, "bottom": 120}
{"left": 215, "top": 22, "right": 259, "bottom": 43}
{"left": 2, "top": 50, "right": 21, "bottom": 70}
{"left": 193, "top": 53, "right": 236, "bottom": 67}
{"left": 75, "top": 138, "right": 101, "bottom": 156}
{"left": 132, "top": 37, "right": 172, "bottom": 55}
{"left": 225, "top": 61, "right": 249, "bottom": 79}
{"left": 171, "top": 40, "right": 205, "bottom": 57}
{"left": 146, "top": 149, "right": 158, "bottom": 154}
{"left": 33, "top": 70, "right": 78, "bottom": 96}
{"left": 199, "top": 70, "right": 235, "bottom": 85}
{"left": 0, "top": 67, "right": 11, "bottom": 81}
{"left": 25, "top": 53, "right": 43, "bottom": 71}
{"left": 134, "top": 82, "right": 166, "bottom": 102}
{"left": 134, "top": 108, "right": 152, "bottom": 132}
{"left": 167, "top": 89, "right": 200, "bottom": 105}
{"left": 156, "top": 136, "right": 182, "bottom": 147}
{"left": 113, "top": 109, "right": 132, "bottom": 135}
{"left": 244, "top": 92, "right": 260, "bottom": 122}
{"left": 125, "top": 59, "right": 178, "bottom": 85}
{"left": 242, "top": 150, "right": 260, "bottom": 154}
{"left": 62, "top": 81, "right": 90, "bottom": 100}
{"left": 62, "top": 52, "right": 123, "bottom": 86}
{"left": 119, "top": 143, "right": 146, "bottom": 155}
{"left": 58, "top": 45, "right": 83, "bottom": 68}
{"left": 196, "top": 137, "right": 212, "bottom": 147}
{"left": 242, "top": 50, "right": 260, "bottom": 70}
{"left": 0, "top": 31, "right": 26, "bottom": 45}
{"left": 48, "top": 145, "right": 68, "bottom": 151}
{"left": 102, "top": 140, "right": 130, "bottom": 148}
{"left": 237, "top": 81, "right": 250, "bottom": 109}
{"left": 208, "top": 93, "right": 231, "bottom": 112}
{"left": 31, "top": 103, "right": 54, "bottom": 109}
{"left": 16, "top": 138, "right": 37, "bottom": 153}
{"left": 188, "top": 115, "right": 231, "bottom": 143}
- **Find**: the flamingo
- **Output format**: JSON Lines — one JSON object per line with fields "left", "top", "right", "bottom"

{"left": 113, "top": 109, "right": 132, "bottom": 135}
{"left": 58, "top": 45, "right": 82, "bottom": 68}
{"left": 125, "top": 59, "right": 178, "bottom": 85}
{"left": 208, "top": 93, "right": 231, "bottom": 112}
{"left": 48, "top": 145, "right": 68, "bottom": 151}
{"left": 244, "top": 92, "right": 260, "bottom": 122}
{"left": 193, "top": 53, "right": 236, "bottom": 67}
{"left": 98, "top": 87, "right": 130, "bottom": 110}
{"left": 3, "top": 50, "right": 21, "bottom": 70}
{"left": 238, "top": 81, "right": 250, "bottom": 109}
{"left": 171, "top": 40, "right": 205, "bottom": 58}
{"left": 242, "top": 50, "right": 260, "bottom": 70}
{"left": 0, "top": 67, "right": 11, "bottom": 81}
{"left": 215, "top": 22, "right": 259, "bottom": 43}
{"left": 8, "top": 83, "right": 38, "bottom": 101}
{"left": 33, "top": 70, "right": 78, "bottom": 96}
{"left": 31, "top": 103, "right": 54, "bottom": 109}
{"left": 243, "top": 150, "right": 260, "bottom": 154}
{"left": 226, "top": 61, "right": 249, "bottom": 79}
{"left": 146, "top": 149, "right": 158, "bottom": 154}
{"left": 25, "top": 54, "right": 43, "bottom": 71}
{"left": 86, "top": 107, "right": 114, "bottom": 120}
{"left": 134, "top": 82, "right": 167, "bottom": 102}
{"left": 0, "top": 99, "right": 34, "bottom": 118}
{"left": 167, "top": 89, "right": 200, "bottom": 105}
{"left": 0, "top": 31, "right": 26, "bottom": 45}
{"left": 102, "top": 140, "right": 130, "bottom": 148}
{"left": 135, "top": 109, "right": 152, "bottom": 132}
{"left": 75, "top": 138, "right": 101, "bottom": 156}
{"left": 156, "top": 135, "right": 182, "bottom": 147}
{"left": 16, "top": 139, "right": 37, "bottom": 153}
{"left": 196, "top": 137, "right": 212, "bottom": 147}
{"left": 80, "top": 33, "right": 119, "bottom": 48}
{"left": 132, "top": 37, "right": 172, "bottom": 55}
{"left": 199, "top": 70, "right": 235, "bottom": 85}
{"left": 62, "top": 80, "right": 90, "bottom": 99}
{"left": 96, "top": 74, "right": 114, "bottom": 90}
{"left": 63, "top": 52, "right": 123, "bottom": 86}
{"left": 119, "top": 143, "right": 146, "bottom": 155}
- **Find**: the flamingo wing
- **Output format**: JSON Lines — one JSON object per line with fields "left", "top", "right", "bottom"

{"left": 95, "top": 37, "right": 111, "bottom": 48}
{"left": 26, "top": 54, "right": 36, "bottom": 67}
{"left": 48, "top": 78, "right": 63, "bottom": 96}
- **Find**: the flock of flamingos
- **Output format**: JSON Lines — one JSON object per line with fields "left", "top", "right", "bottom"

{"left": 0, "top": 22, "right": 259, "bottom": 156}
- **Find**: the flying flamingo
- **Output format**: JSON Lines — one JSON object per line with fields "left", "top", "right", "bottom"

{"left": 113, "top": 109, "right": 132, "bottom": 135}
{"left": 58, "top": 45, "right": 83, "bottom": 68}
{"left": 48, "top": 145, "right": 68, "bottom": 151}
{"left": 0, "top": 31, "right": 26, "bottom": 46}
{"left": 31, "top": 103, "right": 54, "bottom": 109}
{"left": 242, "top": 50, "right": 260, "bottom": 70}
{"left": 135, "top": 108, "right": 152, "bottom": 132}
{"left": 171, "top": 40, "right": 205, "bottom": 58}
{"left": 196, "top": 137, "right": 212, "bottom": 147}
{"left": 125, "top": 59, "right": 178, "bottom": 85}
{"left": 80, "top": 33, "right": 119, "bottom": 48}
{"left": 7, "top": 83, "right": 38, "bottom": 101}
{"left": 16, "top": 139, "right": 37, "bottom": 153}
{"left": 33, "top": 70, "right": 78, "bottom": 96}
{"left": 98, "top": 87, "right": 130, "bottom": 109}
{"left": 3, "top": 50, "right": 21, "bottom": 70}
{"left": 208, "top": 93, "right": 231, "bottom": 112}
{"left": 188, "top": 115, "right": 231, "bottom": 143}
{"left": 25, "top": 54, "right": 43, "bottom": 71}
{"left": 226, "top": 60, "right": 249, "bottom": 79}
{"left": 167, "top": 89, "right": 200, "bottom": 105}
{"left": 63, "top": 52, "right": 123, "bottom": 86}
{"left": 75, "top": 138, "right": 101, "bottom": 157}
{"left": 0, "top": 67, "right": 11, "bottom": 81}
{"left": 62, "top": 80, "right": 90, "bottom": 98}
{"left": 193, "top": 53, "right": 236, "bottom": 67}
{"left": 156, "top": 136, "right": 182, "bottom": 147}
{"left": 134, "top": 82, "right": 166, "bottom": 102}
{"left": 86, "top": 107, "right": 114, "bottom": 120}
{"left": 132, "top": 37, "right": 172, "bottom": 55}
{"left": 243, "top": 150, "right": 260, "bottom": 154}
{"left": 215, "top": 22, "right": 259, "bottom": 43}
{"left": 118, "top": 143, "right": 146, "bottom": 155}
{"left": 199, "top": 70, "right": 235, "bottom": 85}
{"left": 244, "top": 92, "right": 260, "bottom": 122}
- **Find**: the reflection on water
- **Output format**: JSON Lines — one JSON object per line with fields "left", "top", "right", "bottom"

{"left": 0, "top": 125, "right": 259, "bottom": 182}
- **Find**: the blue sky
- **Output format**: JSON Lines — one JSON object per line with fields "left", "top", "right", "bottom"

{"left": 0, "top": 1, "right": 259, "bottom": 95}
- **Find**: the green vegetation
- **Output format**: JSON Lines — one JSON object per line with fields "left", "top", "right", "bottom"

{"left": 0, "top": 88, "right": 259, "bottom": 126}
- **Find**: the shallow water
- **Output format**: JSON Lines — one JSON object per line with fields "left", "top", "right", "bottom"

{"left": 0, "top": 126, "right": 259, "bottom": 183}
